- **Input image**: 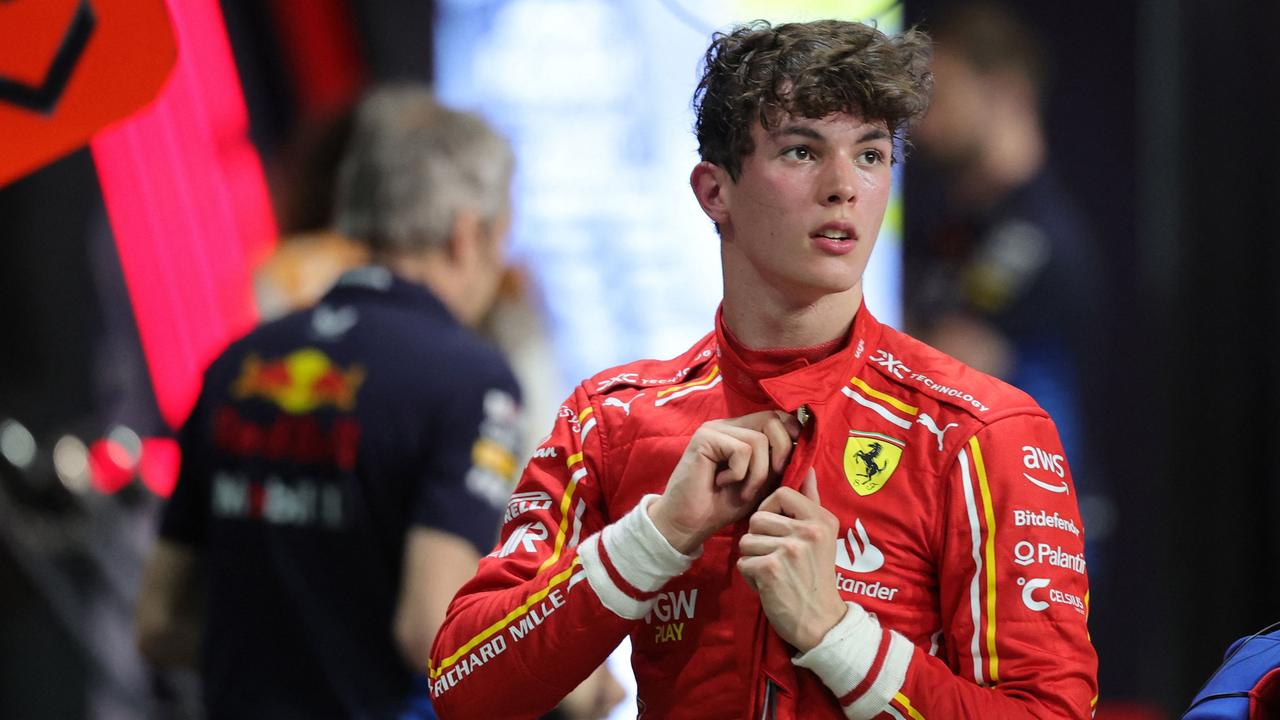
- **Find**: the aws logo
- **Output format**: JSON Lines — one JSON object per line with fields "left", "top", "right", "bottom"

{"left": 1021, "top": 445, "right": 1069, "bottom": 494}
{"left": 843, "top": 431, "right": 904, "bottom": 496}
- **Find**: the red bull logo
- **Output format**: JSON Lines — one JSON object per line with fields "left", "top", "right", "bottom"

{"left": 232, "top": 348, "right": 365, "bottom": 414}
{"left": 214, "top": 406, "right": 361, "bottom": 471}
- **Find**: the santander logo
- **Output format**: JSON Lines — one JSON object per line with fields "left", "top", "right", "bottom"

{"left": 835, "top": 519, "right": 885, "bottom": 573}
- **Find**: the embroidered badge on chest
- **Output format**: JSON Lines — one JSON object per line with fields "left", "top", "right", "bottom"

{"left": 842, "top": 431, "right": 905, "bottom": 496}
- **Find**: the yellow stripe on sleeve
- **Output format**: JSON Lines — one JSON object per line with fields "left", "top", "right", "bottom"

{"left": 893, "top": 692, "right": 927, "bottom": 720}
{"left": 656, "top": 365, "right": 720, "bottom": 398}
{"left": 429, "top": 558, "right": 582, "bottom": 679}
{"left": 850, "top": 376, "right": 919, "bottom": 416}
{"left": 969, "top": 436, "right": 1000, "bottom": 684}
{"left": 537, "top": 467, "right": 582, "bottom": 573}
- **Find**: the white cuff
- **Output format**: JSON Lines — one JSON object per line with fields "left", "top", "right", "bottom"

{"left": 577, "top": 495, "right": 699, "bottom": 620}
{"left": 602, "top": 494, "right": 700, "bottom": 591}
{"left": 792, "top": 602, "right": 913, "bottom": 720}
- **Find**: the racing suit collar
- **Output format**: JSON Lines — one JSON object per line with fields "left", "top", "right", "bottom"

{"left": 714, "top": 302, "right": 882, "bottom": 414}
{"left": 326, "top": 265, "right": 459, "bottom": 326}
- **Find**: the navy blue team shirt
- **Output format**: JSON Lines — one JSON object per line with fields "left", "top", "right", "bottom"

{"left": 160, "top": 266, "right": 520, "bottom": 719}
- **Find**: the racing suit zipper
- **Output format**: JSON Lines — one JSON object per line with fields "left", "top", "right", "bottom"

{"left": 755, "top": 404, "right": 813, "bottom": 720}
{"left": 760, "top": 678, "right": 778, "bottom": 720}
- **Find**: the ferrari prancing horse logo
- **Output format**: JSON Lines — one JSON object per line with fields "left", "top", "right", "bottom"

{"left": 843, "top": 431, "right": 904, "bottom": 496}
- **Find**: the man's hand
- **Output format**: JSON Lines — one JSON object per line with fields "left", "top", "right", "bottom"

{"left": 648, "top": 411, "right": 801, "bottom": 554}
{"left": 736, "top": 469, "right": 848, "bottom": 652}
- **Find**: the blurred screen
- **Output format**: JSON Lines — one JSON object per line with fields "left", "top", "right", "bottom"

{"left": 436, "top": 0, "right": 905, "bottom": 397}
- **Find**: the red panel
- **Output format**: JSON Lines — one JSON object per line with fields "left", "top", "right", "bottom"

{"left": 269, "top": 0, "right": 365, "bottom": 117}
{"left": 91, "top": 0, "right": 276, "bottom": 431}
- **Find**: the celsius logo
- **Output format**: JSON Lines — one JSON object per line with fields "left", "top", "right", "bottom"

{"left": 1019, "top": 577, "right": 1051, "bottom": 611}
{"left": 835, "top": 519, "right": 884, "bottom": 573}
{"left": 1018, "top": 577, "right": 1086, "bottom": 615}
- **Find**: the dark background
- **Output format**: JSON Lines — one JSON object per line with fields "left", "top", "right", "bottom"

{"left": 2, "top": 0, "right": 1279, "bottom": 716}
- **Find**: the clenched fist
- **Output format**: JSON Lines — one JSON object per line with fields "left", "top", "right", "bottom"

{"left": 737, "top": 469, "right": 848, "bottom": 652}
{"left": 648, "top": 411, "right": 801, "bottom": 554}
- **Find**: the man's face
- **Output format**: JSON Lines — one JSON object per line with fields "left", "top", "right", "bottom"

{"left": 715, "top": 112, "right": 895, "bottom": 305}
{"left": 914, "top": 48, "right": 987, "bottom": 169}
{"left": 464, "top": 205, "right": 512, "bottom": 325}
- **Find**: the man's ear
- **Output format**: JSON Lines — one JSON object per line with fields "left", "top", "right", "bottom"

{"left": 690, "top": 161, "right": 732, "bottom": 227}
{"left": 446, "top": 209, "right": 483, "bottom": 268}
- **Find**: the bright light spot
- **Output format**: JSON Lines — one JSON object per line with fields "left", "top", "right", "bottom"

{"left": 53, "top": 435, "right": 91, "bottom": 493}
{"left": 107, "top": 425, "right": 143, "bottom": 464}
{"left": 0, "top": 419, "right": 37, "bottom": 469}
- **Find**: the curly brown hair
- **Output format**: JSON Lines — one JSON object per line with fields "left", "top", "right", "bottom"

{"left": 694, "top": 20, "right": 933, "bottom": 179}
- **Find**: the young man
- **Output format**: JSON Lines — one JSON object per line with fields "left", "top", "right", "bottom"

{"left": 136, "top": 86, "right": 521, "bottom": 718}
{"left": 430, "top": 20, "right": 1097, "bottom": 720}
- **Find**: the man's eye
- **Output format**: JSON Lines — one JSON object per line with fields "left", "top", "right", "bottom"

{"left": 782, "top": 146, "right": 813, "bottom": 161}
{"left": 858, "top": 149, "right": 884, "bottom": 165}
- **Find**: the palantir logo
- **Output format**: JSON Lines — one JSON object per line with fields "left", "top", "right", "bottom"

{"left": 835, "top": 519, "right": 884, "bottom": 573}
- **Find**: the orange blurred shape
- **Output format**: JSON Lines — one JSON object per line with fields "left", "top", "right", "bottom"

{"left": 0, "top": 0, "right": 79, "bottom": 86}
{"left": 0, "top": 0, "right": 176, "bottom": 187}
{"left": 232, "top": 355, "right": 292, "bottom": 399}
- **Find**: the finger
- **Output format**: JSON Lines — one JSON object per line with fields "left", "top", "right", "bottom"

{"left": 736, "top": 555, "right": 774, "bottom": 584}
{"left": 727, "top": 411, "right": 800, "bottom": 440}
{"left": 801, "top": 467, "right": 820, "bottom": 504}
{"left": 716, "top": 425, "right": 772, "bottom": 492}
{"left": 738, "top": 532, "right": 787, "bottom": 557}
{"left": 774, "top": 410, "right": 803, "bottom": 440}
{"left": 721, "top": 437, "right": 751, "bottom": 486}
{"left": 747, "top": 510, "right": 794, "bottom": 537}
{"left": 760, "top": 414, "right": 797, "bottom": 474}
{"left": 758, "top": 486, "right": 823, "bottom": 519}
{"left": 736, "top": 557, "right": 761, "bottom": 593}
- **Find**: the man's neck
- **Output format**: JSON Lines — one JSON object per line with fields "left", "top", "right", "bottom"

{"left": 720, "top": 282, "right": 860, "bottom": 350}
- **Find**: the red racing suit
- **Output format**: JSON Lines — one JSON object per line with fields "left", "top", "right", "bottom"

{"left": 429, "top": 305, "right": 1098, "bottom": 719}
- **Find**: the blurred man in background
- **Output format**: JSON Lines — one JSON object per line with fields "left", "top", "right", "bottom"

{"left": 134, "top": 85, "right": 522, "bottom": 719}
{"left": 906, "top": 2, "right": 1111, "bottom": 575}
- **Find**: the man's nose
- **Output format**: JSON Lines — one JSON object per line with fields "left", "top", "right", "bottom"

{"left": 820, "top": 161, "right": 857, "bottom": 205}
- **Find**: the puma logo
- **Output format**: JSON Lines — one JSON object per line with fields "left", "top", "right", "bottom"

{"left": 602, "top": 392, "right": 644, "bottom": 416}
{"left": 917, "top": 413, "right": 958, "bottom": 452}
